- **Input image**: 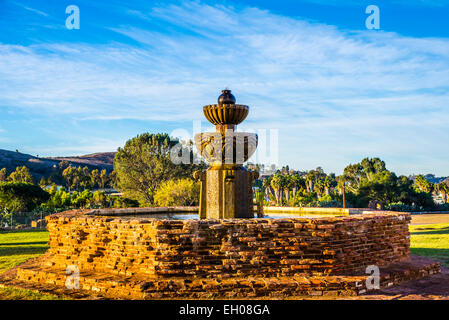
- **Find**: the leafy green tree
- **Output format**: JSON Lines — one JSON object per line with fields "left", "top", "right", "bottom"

{"left": 39, "top": 177, "right": 47, "bottom": 188}
{"left": 99, "top": 169, "right": 109, "bottom": 189}
{"left": 70, "top": 189, "right": 93, "bottom": 208}
{"left": 108, "top": 171, "right": 117, "bottom": 188}
{"left": 77, "top": 166, "right": 92, "bottom": 190}
{"left": 154, "top": 178, "right": 200, "bottom": 206}
{"left": 357, "top": 171, "right": 400, "bottom": 205}
{"left": 0, "top": 168, "right": 8, "bottom": 182}
{"left": 414, "top": 175, "right": 434, "bottom": 193}
{"left": 41, "top": 188, "right": 72, "bottom": 210}
{"left": 113, "top": 133, "right": 198, "bottom": 205}
{"left": 341, "top": 158, "right": 386, "bottom": 193}
{"left": 90, "top": 169, "right": 100, "bottom": 189}
{"left": 0, "top": 182, "right": 49, "bottom": 213}
{"left": 62, "top": 166, "right": 77, "bottom": 191}
{"left": 92, "top": 191, "right": 108, "bottom": 207}
{"left": 112, "top": 196, "right": 139, "bottom": 208}
{"left": 339, "top": 158, "right": 436, "bottom": 210}
{"left": 9, "top": 166, "right": 34, "bottom": 184}
{"left": 59, "top": 160, "right": 70, "bottom": 171}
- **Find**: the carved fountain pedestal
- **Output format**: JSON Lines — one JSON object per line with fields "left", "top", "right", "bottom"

{"left": 194, "top": 89, "right": 258, "bottom": 219}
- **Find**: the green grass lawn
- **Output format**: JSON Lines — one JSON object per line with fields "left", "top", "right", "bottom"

{"left": 0, "top": 230, "right": 49, "bottom": 274}
{"left": 409, "top": 223, "right": 449, "bottom": 268}
{"left": 0, "top": 223, "right": 448, "bottom": 299}
{"left": 0, "top": 229, "right": 62, "bottom": 300}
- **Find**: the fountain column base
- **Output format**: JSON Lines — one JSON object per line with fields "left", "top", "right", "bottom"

{"left": 195, "top": 167, "right": 257, "bottom": 219}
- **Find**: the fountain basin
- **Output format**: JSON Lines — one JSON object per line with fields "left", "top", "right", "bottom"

{"left": 40, "top": 208, "right": 410, "bottom": 277}
{"left": 8, "top": 207, "right": 442, "bottom": 299}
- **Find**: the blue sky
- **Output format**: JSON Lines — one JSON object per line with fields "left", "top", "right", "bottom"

{"left": 1, "top": 0, "right": 449, "bottom": 176}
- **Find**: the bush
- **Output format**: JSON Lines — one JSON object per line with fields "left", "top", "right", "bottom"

{"left": 154, "top": 178, "right": 200, "bottom": 207}
{"left": 0, "top": 182, "right": 49, "bottom": 213}
{"left": 112, "top": 196, "right": 139, "bottom": 208}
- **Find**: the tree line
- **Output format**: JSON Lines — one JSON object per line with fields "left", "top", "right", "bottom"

{"left": 258, "top": 158, "right": 448, "bottom": 212}
{"left": 0, "top": 162, "right": 115, "bottom": 191}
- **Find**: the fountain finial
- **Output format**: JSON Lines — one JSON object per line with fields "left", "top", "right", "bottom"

{"left": 218, "top": 89, "right": 236, "bottom": 105}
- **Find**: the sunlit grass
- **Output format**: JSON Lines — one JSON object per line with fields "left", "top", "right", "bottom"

{"left": 0, "top": 230, "right": 62, "bottom": 300}
{"left": 0, "top": 230, "right": 49, "bottom": 274}
{"left": 409, "top": 223, "right": 449, "bottom": 268}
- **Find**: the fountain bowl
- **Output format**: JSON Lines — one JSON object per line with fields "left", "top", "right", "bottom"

{"left": 203, "top": 104, "right": 249, "bottom": 126}
{"left": 194, "top": 131, "right": 258, "bottom": 165}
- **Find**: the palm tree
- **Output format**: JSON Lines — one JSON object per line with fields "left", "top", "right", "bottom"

{"left": 290, "top": 174, "right": 303, "bottom": 200}
{"left": 314, "top": 178, "right": 325, "bottom": 200}
{"left": 323, "top": 175, "right": 336, "bottom": 196}
{"left": 283, "top": 175, "right": 293, "bottom": 205}
{"left": 436, "top": 182, "right": 449, "bottom": 203}
{"left": 262, "top": 177, "right": 274, "bottom": 202}
{"left": 305, "top": 171, "right": 315, "bottom": 193}
{"left": 270, "top": 174, "right": 285, "bottom": 206}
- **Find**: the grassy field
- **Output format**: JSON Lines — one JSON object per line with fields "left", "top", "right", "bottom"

{"left": 0, "top": 230, "right": 49, "bottom": 274}
{"left": 0, "top": 229, "right": 62, "bottom": 300}
{"left": 0, "top": 222, "right": 448, "bottom": 299}
{"left": 409, "top": 223, "right": 449, "bottom": 268}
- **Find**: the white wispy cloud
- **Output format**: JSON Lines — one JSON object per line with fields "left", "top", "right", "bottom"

{"left": 0, "top": 2, "right": 448, "bottom": 174}
{"left": 11, "top": 1, "right": 49, "bottom": 16}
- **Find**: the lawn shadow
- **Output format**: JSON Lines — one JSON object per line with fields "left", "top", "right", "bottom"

{"left": 410, "top": 248, "right": 449, "bottom": 267}
{"left": 410, "top": 227, "right": 449, "bottom": 236}
{"left": 0, "top": 242, "right": 48, "bottom": 246}
{"left": 0, "top": 244, "right": 49, "bottom": 257}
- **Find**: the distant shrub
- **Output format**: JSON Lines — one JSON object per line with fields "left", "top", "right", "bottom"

{"left": 112, "top": 196, "right": 139, "bottom": 208}
{"left": 154, "top": 178, "right": 200, "bottom": 207}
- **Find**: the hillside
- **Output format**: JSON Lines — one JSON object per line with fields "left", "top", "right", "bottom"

{"left": 0, "top": 149, "right": 115, "bottom": 180}
{"left": 45, "top": 152, "right": 115, "bottom": 169}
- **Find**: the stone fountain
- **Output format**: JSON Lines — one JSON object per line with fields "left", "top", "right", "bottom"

{"left": 194, "top": 89, "right": 258, "bottom": 219}
{"left": 0, "top": 90, "right": 441, "bottom": 300}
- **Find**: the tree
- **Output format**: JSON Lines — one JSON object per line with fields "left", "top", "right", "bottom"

{"left": 77, "top": 166, "right": 92, "bottom": 190}
{"left": 0, "top": 168, "right": 8, "bottom": 182}
{"left": 0, "top": 182, "right": 50, "bottom": 213}
{"left": 283, "top": 175, "right": 293, "bottom": 204}
{"left": 92, "top": 191, "right": 108, "bottom": 207}
{"left": 436, "top": 182, "right": 449, "bottom": 203}
{"left": 290, "top": 174, "right": 304, "bottom": 200}
{"left": 270, "top": 173, "right": 285, "bottom": 205}
{"left": 113, "top": 133, "right": 198, "bottom": 205}
{"left": 90, "top": 169, "right": 100, "bottom": 189}
{"left": 99, "top": 169, "right": 109, "bottom": 189}
{"left": 323, "top": 175, "right": 336, "bottom": 196}
{"left": 59, "top": 160, "right": 70, "bottom": 171}
{"left": 154, "top": 178, "right": 200, "bottom": 206}
{"left": 9, "top": 166, "right": 34, "bottom": 184}
{"left": 262, "top": 177, "right": 275, "bottom": 202}
{"left": 62, "top": 166, "right": 77, "bottom": 192}
{"left": 341, "top": 158, "right": 386, "bottom": 193}
{"left": 414, "top": 175, "right": 434, "bottom": 193}
{"left": 357, "top": 171, "right": 400, "bottom": 205}
{"left": 39, "top": 177, "right": 47, "bottom": 188}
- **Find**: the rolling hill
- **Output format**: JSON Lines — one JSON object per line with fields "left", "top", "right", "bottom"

{"left": 0, "top": 149, "right": 115, "bottom": 180}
